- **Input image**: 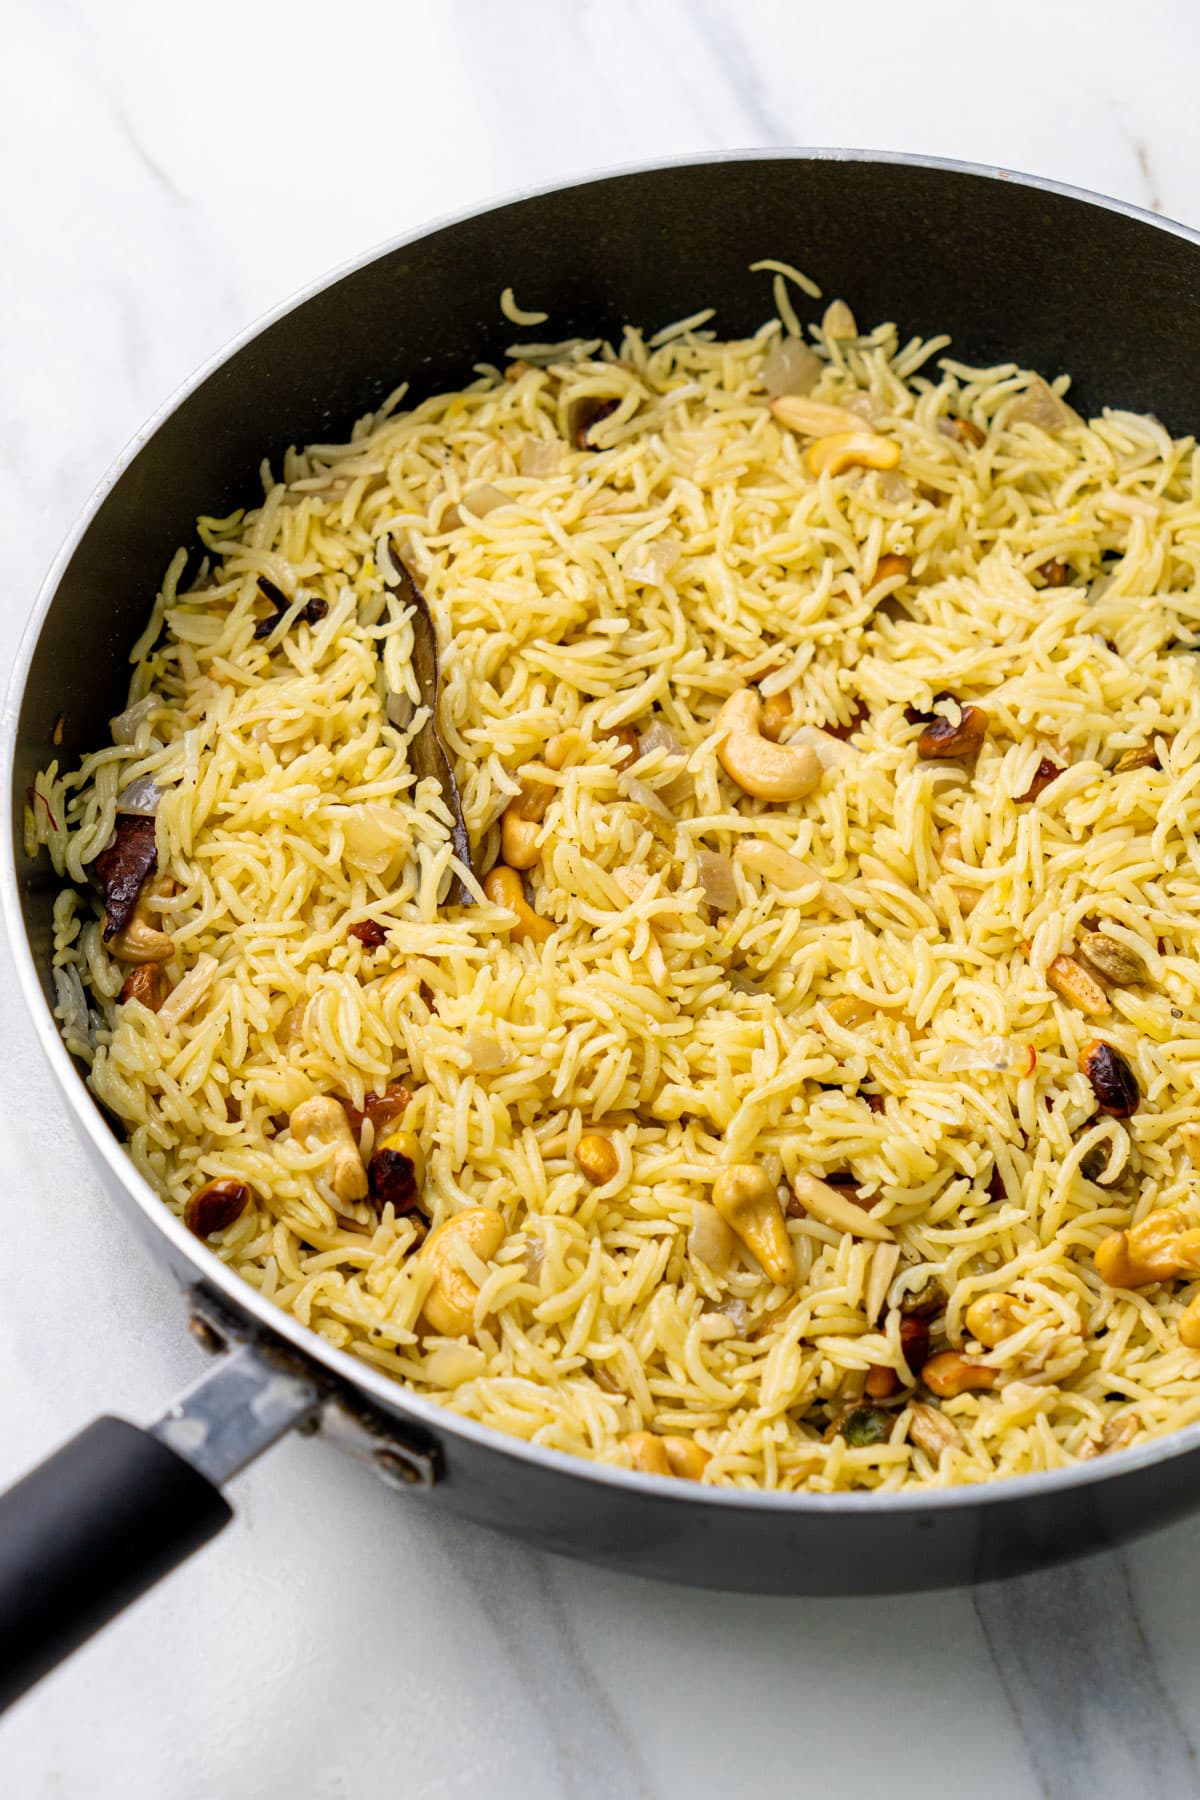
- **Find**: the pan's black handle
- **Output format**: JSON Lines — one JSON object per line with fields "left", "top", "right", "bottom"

{"left": 0, "top": 1416, "right": 231, "bottom": 1710}
{"left": 0, "top": 1339, "right": 321, "bottom": 1711}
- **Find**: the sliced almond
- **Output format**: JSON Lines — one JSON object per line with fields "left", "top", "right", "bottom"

{"left": 769, "top": 395, "right": 868, "bottom": 438}
{"left": 789, "top": 1172, "right": 894, "bottom": 1242}
{"left": 734, "top": 841, "right": 854, "bottom": 918}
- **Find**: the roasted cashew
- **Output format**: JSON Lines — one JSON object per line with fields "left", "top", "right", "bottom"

{"left": 711, "top": 1165, "right": 795, "bottom": 1285}
{"left": 715, "top": 691, "right": 822, "bottom": 802}
{"left": 290, "top": 1095, "right": 368, "bottom": 1203}
{"left": 419, "top": 1206, "right": 507, "bottom": 1334}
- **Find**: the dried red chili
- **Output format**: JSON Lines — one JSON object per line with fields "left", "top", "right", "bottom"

{"left": 95, "top": 814, "right": 158, "bottom": 940}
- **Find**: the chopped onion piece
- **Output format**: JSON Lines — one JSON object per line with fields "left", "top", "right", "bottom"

{"left": 1009, "top": 378, "right": 1073, "bottom": 432}
{"left": 636, "top": 721, "right": 694, "bottom": 805}
{"left": 110, "top": 696, "right": 157, "bottom": 745}
{"left": 623, "top": 777, "right": 674, "bottom": 823}
{"left": 875, "top": 469, "right": 915, "bottom": 504}
{"left": 761, "top": 336, "right": 823, "bottom": 398}
{"left": 466, "top": 1029, "right": 508, "bottom": 1071}
{"left": 53, "top": 965, "right": 92, "bottom": 1047}
{"left": 940, "top": 1037, "right": 1036, "bottom": 1076}
{"left": 624, "top": 537, "right": 680, "bottom": 586}
{"left": 115, "top": 774, "right": 163, "bottom": 816}
{"left": 785, "top": 723, "right": 856, "bottom": 769}
{"left": 519, "top": 436, "right": 561, "bottom": 478}
{"left": 342, "top": 803, "right": 408, "bottom": 874}
{"left": 459, "top": 482, "right": 510, "bottom": 518}
{"left": 637, "top": 721, "right": 684, "bottom": 760}
{"left": 696, "top": 848, "right": 738, "bottom": 912}
{"left": 423, "top": 1343, "right": 488, "bottom": 1388}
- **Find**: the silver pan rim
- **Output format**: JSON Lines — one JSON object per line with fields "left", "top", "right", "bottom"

{"left": 7, "top": 145, "right": 1200, "bottom": 1515}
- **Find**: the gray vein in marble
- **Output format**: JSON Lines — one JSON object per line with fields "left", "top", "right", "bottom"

{"left": 444, "top": 1522, "right": 656, "bottom": 1800}
{"left": 683, "top": 0, "right": 795, "bottom": 146}
{"left": 1133, "top": 139, "right": 1163, "bottom": 215}
{"left": 974, "top": 1554, "right": 1198, "bottom": 1800}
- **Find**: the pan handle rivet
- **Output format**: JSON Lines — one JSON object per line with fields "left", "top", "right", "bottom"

{"left": 373, "top": 1447, "right": 434, "bottom": 1491}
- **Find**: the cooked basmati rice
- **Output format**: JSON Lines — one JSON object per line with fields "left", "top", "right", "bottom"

{"left": 31, "top": 284, "right": 1200, "bottom": 1491}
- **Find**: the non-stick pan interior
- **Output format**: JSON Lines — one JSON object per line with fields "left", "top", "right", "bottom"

{"left": 13, "top": 154, "right": 1200, "bottom": 1010}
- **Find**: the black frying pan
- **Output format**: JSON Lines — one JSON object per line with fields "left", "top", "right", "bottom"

{"left": 4, "top": 151, "right": 1200, "bottom": 1712}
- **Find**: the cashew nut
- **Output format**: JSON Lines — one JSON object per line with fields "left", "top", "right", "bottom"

{"left": 419, "top": 1206, "right": 507, "bottom": 1335}
{"left": 711, "top": 1165, "right": 795, "bottom": 1285}
{"left": 715, "top": 691, "right": 822, "bottom": 802}
{"left": 921, "top": 1353, "right": 997, "bottom": 1398}
{"left": 108, "top": 903, "right": 173, "bottom": 965}
{"left": 482, "top": 864, "right": 554, "bottom": 945}
{"left": 759, "top": 691, "right": 793, "bottom": 743}
{"left": 624, "top": 1432, "right": 710, "bottom": 1480}
{"left": 290, "top": 1094, "right": 368, "bottom": 1203}
{"left": 500, "top": 807, "right": 541, "bottom": 870}
{"left": 806, "top": 432, "right": 899, "bottom": 477}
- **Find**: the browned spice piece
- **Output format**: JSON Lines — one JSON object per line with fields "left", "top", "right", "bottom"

{"left": 609, "top": 725, "right": 641, "bottom": 764}
{"left": 184, "top": 1178, "right": 250, "bottom": 1239}
{"left": 899, "top": 1314, "right": 931, "bottom": 1371}
{"left": 379, "top": 547, "right": 475, "bottom": 905}
{"left": 939, "top": 416, "right": 986, "bottom": 449}
{"left": 1036, "top": 558, "right": 1071, "bottom": 587}
{"left": 862, "top": 1090, "right": 886, "bottom": 1115}
{"left": 921, "top": 1352, "right": 996, "bottom": 1397}
{"left": 342, "top": 1080, "right": 413, "bottom": 1138}
{"left": 1079, "top": 1040, "right": 1140, "bottom": 1117}
{"left": 1015, "top": 757, "right": 1065, "bottom": 803}
{"left": 51, "top": 714, "right": 65, "bottom": 747}
{"left": 349, "top": 919, "right": 388, "bottom": 948}
{"left": 825, "top": 698, "right": 869, "bottom": 741}
{"left": 865, "top": 1365, "right": 899, "bottom": 1398}
{"left": 95, "top": 814, "right": 158, "bottom": 941}
{"left": 1114, "top": 743, "right": 1163, "bottom": 774}
{"left": 869, "top": 553, "right": 912, "bottom": 590}
{"left": 916, "top": 702, "right": 989, "bottom": 760}
{"left": 118, "top": 964, "right": 170, "bottom": 1012}
{"left": 569, "top": 397, "right": 620, "bottom": 449}
{"left": 254, "top": 577, "right": 327, "bottom": 638}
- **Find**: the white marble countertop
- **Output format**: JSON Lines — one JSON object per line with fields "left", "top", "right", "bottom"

{"left": 4, "top": 1, "right": 1200, "bottom": 1794}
